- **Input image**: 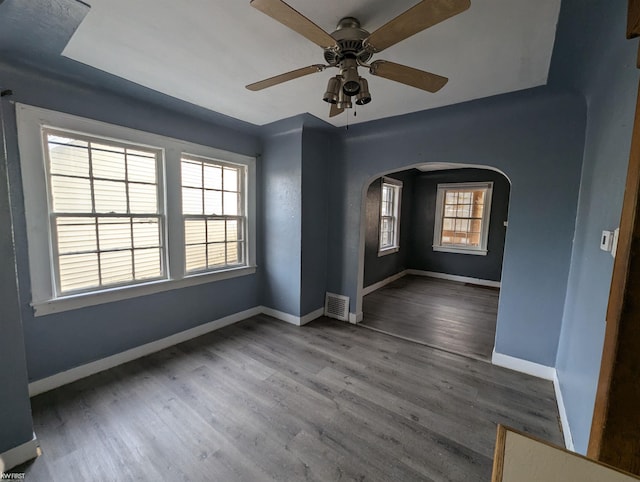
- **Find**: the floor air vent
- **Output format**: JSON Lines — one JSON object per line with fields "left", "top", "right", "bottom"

{"left": 324, "top": 292, "right": 349, "bottom": 321}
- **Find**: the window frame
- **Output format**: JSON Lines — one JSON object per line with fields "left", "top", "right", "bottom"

{"left": 180, "top": 154, "right": 248, "bottom": 274}
{"left": 43, "top": 128, "right": 167, "bottom": 296}
{"left": 378, "top": 177, "right": 403, "bottom": 256}
{"left": 432, "top": 181, "right": 493, "bottom": 256}
{"left": 16, "top": 103, "right": 256, "bottom": 316}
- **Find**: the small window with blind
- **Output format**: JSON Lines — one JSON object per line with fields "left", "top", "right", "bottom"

{"left": 433, "top": 182, "right": 493, "bottom": 255}
{"left": 378, "top": 178, "right": 402, "bottom": 256}
{"left": 43, "top": 129, "right": 165, "bottom": 294}
{"left": 181, "top": 155, "right": 246, "bottom": 274}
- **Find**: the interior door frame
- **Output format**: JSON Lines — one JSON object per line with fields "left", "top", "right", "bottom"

{"left": 587, "top": 2, "right": 640, "bottom": 472}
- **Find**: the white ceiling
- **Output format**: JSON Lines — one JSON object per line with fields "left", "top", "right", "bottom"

{"left": 62, "top": 0, "right": 561, "bottom": 127}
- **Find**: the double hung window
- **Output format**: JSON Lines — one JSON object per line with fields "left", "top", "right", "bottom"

{"left": 379, "top": 178, "right": 402, "bottom": 255}
{"left": 17, "top": 104, "right": 255, "bottom": 315}
{"left": 433, "top": 182, "right": 493, "bottom": 255}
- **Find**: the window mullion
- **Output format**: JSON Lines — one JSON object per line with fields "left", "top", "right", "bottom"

{"left": 87, "top": 140, "right": 103, "bottom": 288}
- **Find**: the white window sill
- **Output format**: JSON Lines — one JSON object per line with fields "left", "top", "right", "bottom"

{"left": 378, "top": 246, "right": 400, "bottom": 257}
{"left": 432, "top": 245, "right": 488, "bottom": 256}
{"left": 31, "top": 265, "right": 257, "bottom": 317}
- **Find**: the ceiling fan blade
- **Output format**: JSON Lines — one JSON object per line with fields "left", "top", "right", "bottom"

{"left": 250, "top": 0, "right": 338, "bottom": 49}
{"left": 329, "top": 103, "right": 344, "bottom": 118}
{"left": 369, "top": 60, "right": 448, "bottom": 93}
{"left": 246, "top": 64, "right": 325, "bottom": 91}
{"left": 365, "top": 0, "right": 471, "bottom": 53}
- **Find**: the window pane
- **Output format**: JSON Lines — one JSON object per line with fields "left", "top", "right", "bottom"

{"left": 133, "top": 219, "right": 160, "bottom": 248}
{"left": 94, "top": 180, "right": 127, "bottom": 213}
{"left": 98, "top": 218, "right": 132, "bottom": 250}
{"left": 223, "top": 192, "right": 238, "bottom": 215}
{"left": 207, "top": 243, "right": 226, "bottom": 268}
{"left": 223, "top": 167, "right": 238, "bottom": 192}
{"left": 56, "top": 217, "right": 97, "bottom": 254}
{"left": 182, "top": 187, "right": 202, "bottom": 215}
{"left": 472, "top": 202, "right": 484, "bottom": 218}
{"left": 226, "top": 220, "right": 238, "bottom": 242}
{"left": 204, "top": 165, "right": 222, "bottom": 190}
{"left": 443, "top": 218, "right": 454, "bottom": 231}
{"left": 51, "top": 175, "right": 92, "bottom": 213}
{"left": 185, "top": 244, "right": 206, "bottom": 272}
{"left": 208, "top": 219, "right": 225, "bottom": 243}
{"left": 127, "top": 153, "right": 156, "bottom": 183}
{"left": 182, "top": 160, "right": 202, "bottom": 188}
{"left": 226, "top": 242, "right": 241, "bottom": 264}
{"left": 134, "top": 248, "right": 161, "bottom": 280}
{"left": 129, "top": 183, "right": 157, "bottom": 213}
{"left": 455, "top": 219, "right": 469, "bottom": 232}
{"left": 445, "top": 191, "right": 456, "bottom": 204}
{"left": 457, "top": 205, "right": 472, "bottom": 218}
{"left": 185, "top": 219, "right": 206, "bottom": 245}
{"left": 101, "top": 250, "right": 133, "bottom": 285}
{"left": 205, "top": 190, "right": 222, "bottom": 215}
{"left": 470, "top": 219, "right": 482, "bottom": 233}
{"left": 92, "top": 145, "right": 125, "bottom": 180}
{"left": 48, "top": 138, "right": 89, "bottom": 177}
{"left": 58, "top": 253, "right": 99, "bottom": 292}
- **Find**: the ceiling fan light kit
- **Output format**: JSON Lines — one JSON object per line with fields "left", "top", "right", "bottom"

{"left": 247, "top": 0, "right": 471, "bottom": 118}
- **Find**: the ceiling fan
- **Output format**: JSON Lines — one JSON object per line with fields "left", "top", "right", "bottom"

{"left": 246, "top": 0, "right": 471, "bottom": 118}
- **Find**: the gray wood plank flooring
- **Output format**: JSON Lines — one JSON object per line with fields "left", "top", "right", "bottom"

{"left": 361, "top": 276, "right": 499, "bottom": 360}
{"left": 17, "top": 315, "right": 561, "bottom": 481}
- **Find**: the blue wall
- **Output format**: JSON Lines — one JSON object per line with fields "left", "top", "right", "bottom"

{"left": 300, "top": 127, "right": 332, "bottom": 315}
{"left": 0, "top": 95, "right": 34, "bottom": 455}
{"left": 363, "top": 170, "right": 415, "bottom": 287}
{"left": 552, "top": 0, "right": 639, "bottom": 454}
{"left": 260, "top": 118, "right": 303, "bottom": 316}
{"left": 327, "top": 88, "right": 586, "bottom": 366}
{"left": 1, "top": 62, "right": 262, "bottom": 381}
{"left": 409, "top": 168, "right": 510, "bottom": 282}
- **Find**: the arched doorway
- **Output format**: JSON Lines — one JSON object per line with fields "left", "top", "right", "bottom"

{"left": 357, "top": 163, "right": 511, "bottom": 360}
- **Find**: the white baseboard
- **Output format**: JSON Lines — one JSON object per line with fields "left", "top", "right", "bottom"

{"left": 28, "top": 306, "right": 262, "bottom": 397}
{"left": 260, "top": 306, "right": 324, "bottom": 326}
{"left": 408, "top": 269, "right": 501, "bottom": 288}
{"left": 0, "top": 433, "right": 39, "bottom": 473}
{"left": 492, "top": 350, "right": 573, "bottom": 451}
{"left": 362, "top": 270, "right": 408, "bottom": 296}
{"left": 491, "top": 350, "right": 555, "bottom": 380}
{"left": 348, "top": 312, "right": 363, "bottom": 324}
{"left": 554, "top": 371, "right": 575, "bottom": 452}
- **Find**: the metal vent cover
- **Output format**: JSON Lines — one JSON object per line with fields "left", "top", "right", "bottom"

{"left": 324, "top": 292, "right": 350, "bottom": 321}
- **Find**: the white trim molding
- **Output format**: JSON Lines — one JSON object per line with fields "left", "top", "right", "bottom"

{"left": 492, "top": 350, "right": 574, "bottom": 451}
{"left": 0, "top": 434, "right": 39, "bottom": 473}
{"left": 362, "top": 270, "right": 409, "bottom": 296}
{"left": 28, "top": 305, "right": 327, "bottom": 396}
{"left": 553, "top": 371, "right": 575, "bottom": 452}
{"left": 28, "top": 306, "right": 262, "bottom": 396}
{"left": 491, "top": 350, "right": 555, "bottom": 380}
{"left": 408, "top": 269, "right": 501, "bottom": 288}
{"left": 260, "top": 306, "right": 324, "bottom": 327}
{"left": 349, "top": 312, "right": 363, "bottom": 324}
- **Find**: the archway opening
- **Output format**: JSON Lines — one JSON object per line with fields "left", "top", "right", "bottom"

{"left": 357, "top": 162, "right": 512, "bottom": 361}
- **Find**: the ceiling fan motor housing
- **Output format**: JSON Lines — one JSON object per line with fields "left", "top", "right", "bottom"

{"left": 323, "top": 17, "right": 373, "bottom": 66}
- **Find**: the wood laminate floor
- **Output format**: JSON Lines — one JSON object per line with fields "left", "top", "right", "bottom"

{"left": 17, "top": 315, "right": 562, "bottom": 481}
{"left": 361, "top": 276, "right": 499, "bottom": 361}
